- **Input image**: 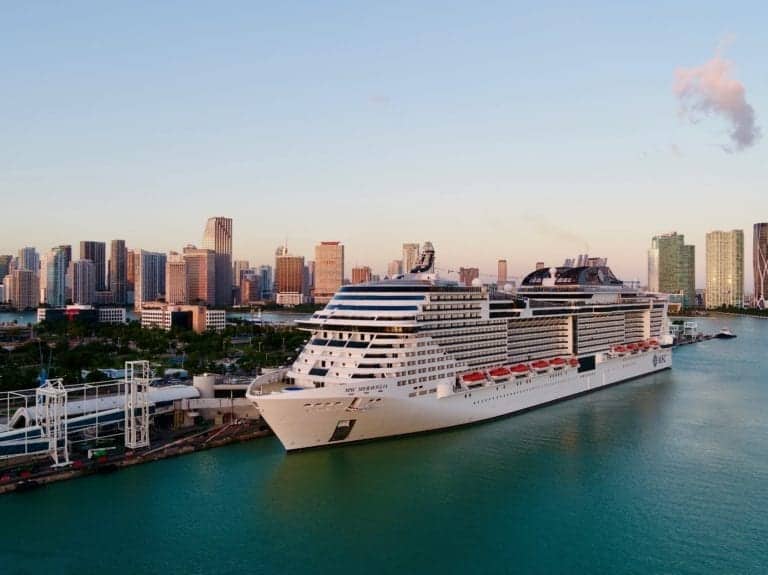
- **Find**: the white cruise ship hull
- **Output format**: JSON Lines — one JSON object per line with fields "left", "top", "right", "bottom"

{"left": 252, "top": 349, "right": 671, "bottom": 451}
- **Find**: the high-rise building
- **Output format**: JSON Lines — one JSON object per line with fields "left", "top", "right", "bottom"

{"left": 17, "top": 247, "right": 39, "bottom": 274}
{"left": 135, "top": 250, "right": 167, "bottom": 309}
{"left": 126, "top": 249, "right": 138, "bottom": 290}
{"left": 459, "top": 267, "right": 480, "bottom": 287}
{"left": 80, "top": 241, "right": 107, "bottom": 291}
{"left": 233, "top": 260, "right": 250, "bottom": 290}
{"left": 387, "top": 259, "right": 403, "bottom": 278}
{"left": 241, "top": 274, "right": 261, "bottom": 304}
{"left": 183, "top": 246, "right": 216, "bottom": 305}
{"left": 535, "top": 261, "right": 546, "bottom": 270}
{"left": 705, "top": 230, "right": 744, "bottom": 309}
{"left": 275, "top": 245, "right": 305, "bottom": 304}
{"left": 648, "top": 232, "right": 695, "bottom": 307}
{"left": 0, "top": 255, "right": 12, "bottom": 281}
{"left": 753, "top": 223, "right": 768, "bottom": 307}
{"left": 165, "top": 251, "right": 188, "bottom": 305}
{"left": 402, "top": 243, "right": 420, "bottom": 274}
{"left": 71, "top": 259, "right": 96, "bottom": 305}
{"left": 45, "top": 246, "right": 69, "bottom": 306}
{"left": 497, "top": 259, "right": 508, "bottom": 285}
{"left": 109, "top": 240, "right": 128, "bottom": 305}
{"left": 258, "top": 265, "right": 273, "bottom": 300}
{"left": 314, "top": 242, "right": 344, "bottom": 304}
{"left": 203, "top": 217, "right": 233, "bottom": 306}
{"left": 4, "top": 269, "right": 39, "bottom": 310}
{"left": 351, "top": 266, "right": 372, "bottom": 284}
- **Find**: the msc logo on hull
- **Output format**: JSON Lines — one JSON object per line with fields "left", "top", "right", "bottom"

{"left": 653, "top": 354, "right": 668, "bottom": 368}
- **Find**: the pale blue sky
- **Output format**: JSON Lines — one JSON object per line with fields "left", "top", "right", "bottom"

{"left": 1, "top": 1, "right": 765, "bottom": 286}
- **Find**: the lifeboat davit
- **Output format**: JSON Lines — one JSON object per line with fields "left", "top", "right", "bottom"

{"left": 462, "top": 372, "right": 486, "bottom": 383}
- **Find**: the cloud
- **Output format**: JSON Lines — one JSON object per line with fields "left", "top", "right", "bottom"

{"left": 674, "top": 52, "right": 760, "bottom": 152}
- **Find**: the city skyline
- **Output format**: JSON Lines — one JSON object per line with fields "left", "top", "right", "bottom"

{"left": 1, "top": 3, "right": 764, "bottom": 288}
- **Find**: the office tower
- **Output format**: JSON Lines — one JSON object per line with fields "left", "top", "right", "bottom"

{"left": 233, "top": 260, "right": 250, "bottom": 290}
{"left": 706, "top": 230, "right": 744, "bottom": 309}
{"left": 402, "top": 243, "right": 420, "bottom": 274}
{"left": 258, "top": 265, "right": 273, "bottom": 300}
{"left": 80, "top": 241, "right": 107, "bottom": 291}
{"left": 203, "top": 217, "right": 233, "bottom": 306}
{"left": 71, "top": 260, "right": 96, "bottom": 305}
{"left": 387, "top": 260, "right": 403, "bottom": 277}
{"left": 134, "top": 250, "right": 167, "bottom": 309}
{"left": 754, "top": 223, "right": 768, "bottom": 307}
{"left": 44, "top": 246, "right": 69, "bottom": 306}
{"left": 305, "top": 260, "right": 315, "bottom": 299}
{"left": 165, "top": 251, "right": 188, "bottom": 305}
{"left": 126, "top": 249, "right": 138, "bottom": 290}
{"left": 4, "top": 269, "right": 39, "bottom": 309}
{"left": 648, "top": 232, "right": 695, "bottom": 307}
{"left": 241, "top": 274, "right": 261, "bottom": 304}
{"left": 0, "top": 255, "right": 12, "bottom": 281}
{"left": 459, "top": 267, "right": 480, "bottom": 287}
{"left": 183, "top": 246, "right": 216, "bottom": 305}
{"left": 535, "top": 261, "right": 546, "bottom": 270}
{"left": 497, "top": 259, "right": 508, "bottom": 285}
{"left": 17, "top": 247, "right": 39, "bottom": 274}
{"left": 274, "top": 245, "right": 305, "bottom": 302}
{"left": 109, "top": 239, "right": 128, "bottom": 305}
{"left": 314, "top": 242, "right": 344, "bottom": 304}
{"left": 351, "top": 266, "right": 372, "bottom": 284}
{"left": 58, "top": 245, "right": 72, "bottom": 269}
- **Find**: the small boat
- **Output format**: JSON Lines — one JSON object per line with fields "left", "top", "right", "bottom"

{"left": 626, "top": 343, "right": 639, "bottom": 353}
{"left": 715, "top": 328, "right": 737, "bottom": 339}
{"left": 488, "top": 367, "right": 511, "bottom": 380}
{"left": 531, "top": 360, "right": 550, "bottom": 372}
{"left": 461, "top": 372, "right": 486, "bottom": 383}
{"left": 568, "top": 358, "right": 580, "bottom": 367}
{"left": 510, "top": 363, "right": 530, "bottom": 373}
{"left": 549, "top": 357, "right": 567, "bottom": 369}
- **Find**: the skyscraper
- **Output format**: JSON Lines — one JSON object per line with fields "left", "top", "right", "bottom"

{"left": 135, "top": 250, "right": 167, "bottom": 309}
{"left": 45, "top": 246, "right": 69, "bottom": 306}
{"left": 754, "top": 223, "right": 768, "bottom": 307}
{"left": 497, "top": 259, "right": 508, "bottom": 286}
{"left": 274, "top": 245, "right": 305, "bottom": 304}
{"left": 183, "top": 246, "right": 216, "bottom": 305}
{"left": 233, "top": 260, "right": 250, "bottom": 291}
{"left": 387, "top": 259, "right": 403, "bottom": 277}
{"left": 80, "top": 241, "right": 107, "bottom": 291}
{"left": 648, "top": 232, "right": 696, "bottom": 307}
{"left": 71, "top": 259, "right": 96, "bottom": 305}
{"left": 706, "top": 230, "right": 744, "bottom": 309}
{"left": 402, "top": 243, "right": 420, "bottom": 274}
{"left": 126, "top": 249, "right": 138, "bottom": 292}
{"left": 203, "top": 217, "right": 233, "bottom": 306}
{"left": 0, "top": 255, "right": 12, "bottom": 282}
{"left": 109, "top": 240, "right": 127, "bottom": 305}
{"left": 351, "top": 266, "right": 372, "bottom": 284}
{"left": 459, "top": 267, "right": 480, "bottom": 287}
{"left": 314, "top": 242, "right": 344, "bottom": 304}
{"left": 258, "top": 265, "right": 273, "bottom": 300}
{"left": 166, "top": 251, "right": 188, "bottom": 305}
{"left": 17, "top": 247, "right": 39, "bottom": 274}
{"left": 4, "top": 269, "right": 39, "bottom": 310}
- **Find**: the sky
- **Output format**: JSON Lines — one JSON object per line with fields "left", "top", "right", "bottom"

{"left": 1, "top": 1, "right": 765, "bottom": 288}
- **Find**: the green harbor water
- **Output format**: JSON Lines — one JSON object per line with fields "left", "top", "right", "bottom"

{"left": 1, "top": 316, "right": 767, "bottom": 574}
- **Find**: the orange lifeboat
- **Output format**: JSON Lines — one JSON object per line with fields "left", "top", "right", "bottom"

{"left": 549, "top": 357, "right": 567, "bottom": 369}
{"left": 510, "top": 363, "right": 530, "bottom": 373}
{"left": 462, "top": 372, "right": 486, "bottom": 383}
{"left": 568, "top": 358, "right": 580, "bottom": 367}
{"left": 626, "top": 343, "right": 639, "bottom": 353}
{"left": 614, "top": 345, "right": 627, "bottom": 355}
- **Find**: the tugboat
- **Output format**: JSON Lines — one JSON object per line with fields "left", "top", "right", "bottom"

{"left": 715, "top": 328, "right": 737, "bottom": 339}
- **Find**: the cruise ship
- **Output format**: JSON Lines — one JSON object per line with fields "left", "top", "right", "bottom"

{"left": 247, "top": 243, "right": 673, "bottom": 451}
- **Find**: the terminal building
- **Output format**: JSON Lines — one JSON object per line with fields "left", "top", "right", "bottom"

{"left": 140, "top": 304, "right": 226, "bottom": 333}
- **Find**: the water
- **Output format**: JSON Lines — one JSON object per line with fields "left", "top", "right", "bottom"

{"left": 2, "top": 316, "right": 767, "bottom": 574}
